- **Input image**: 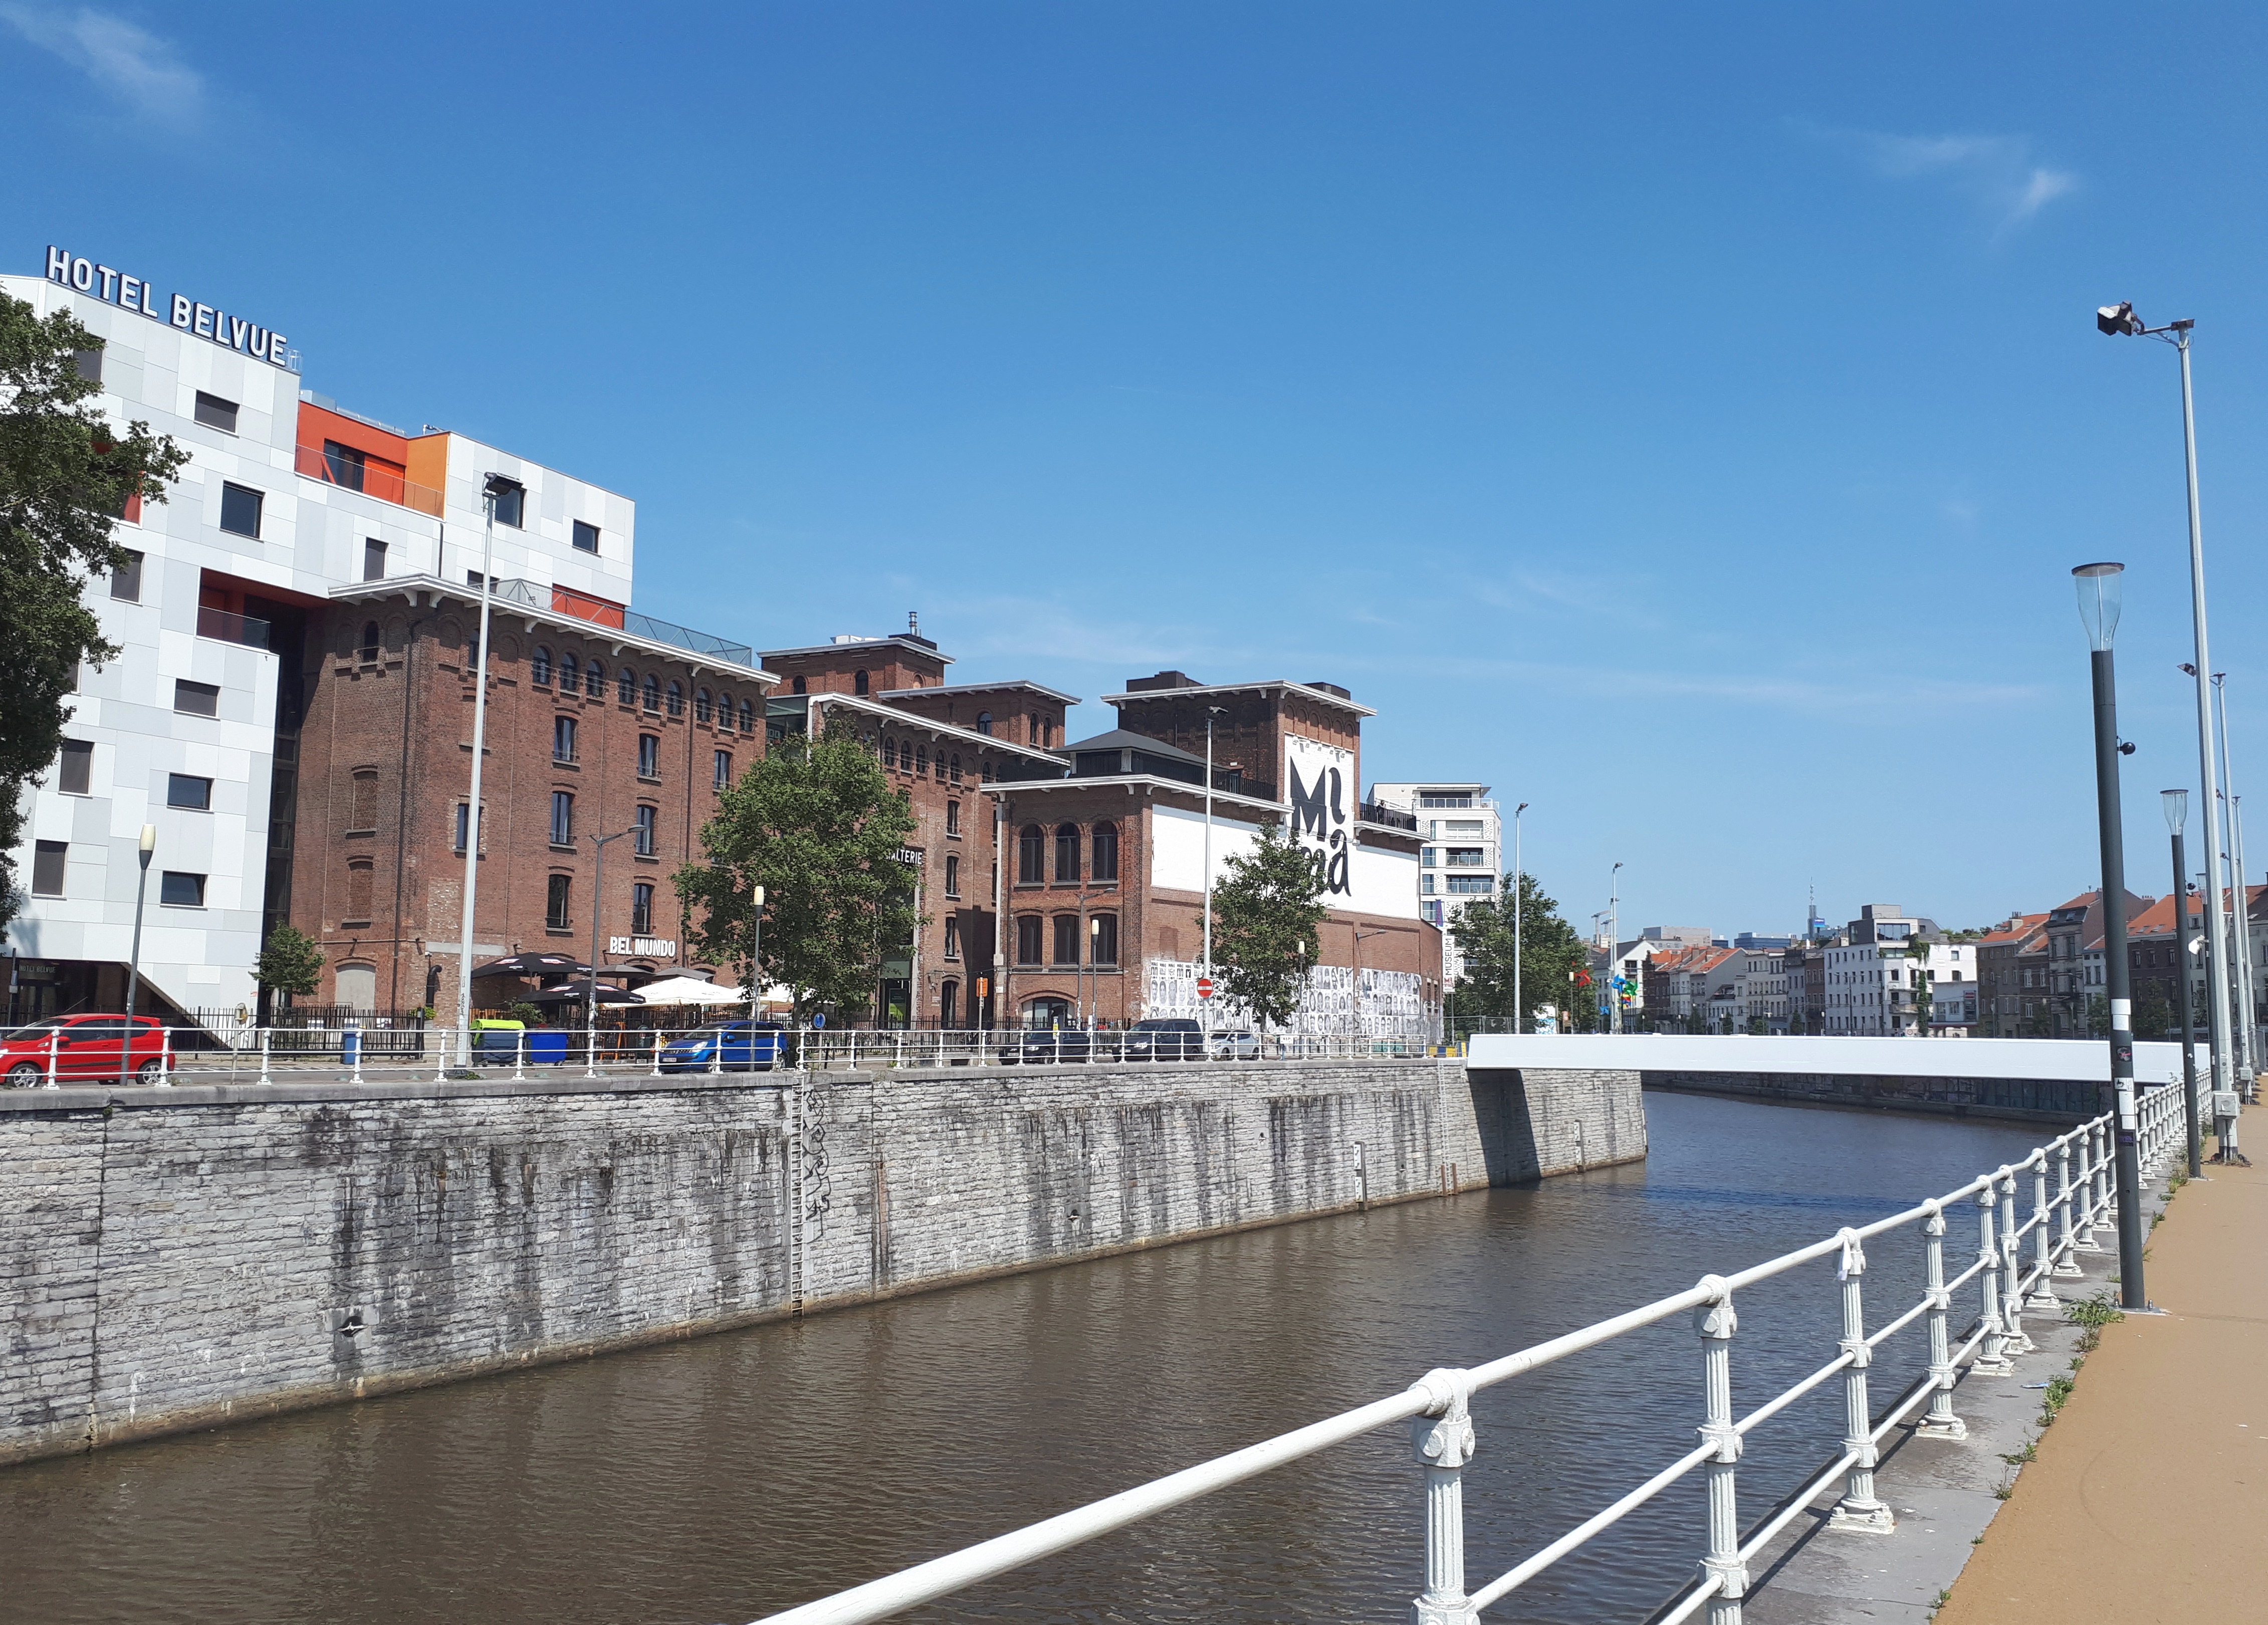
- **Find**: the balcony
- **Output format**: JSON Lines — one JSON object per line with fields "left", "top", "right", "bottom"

{"left": 196, "top": 606, "right": 271, "bottom": 649}
{"left": 1442, "top": 851, "right": 1489, "bottom": 867}
{"left": 1357, "top": 800, "right": 1420, "bottom": 831}
{"left": 296, "top": 443, "right": 444, "bottom": 517}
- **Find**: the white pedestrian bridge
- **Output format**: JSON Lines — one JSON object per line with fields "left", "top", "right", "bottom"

{"left": 1466, "top": 1031, "right": 2194, "bottom": 1085}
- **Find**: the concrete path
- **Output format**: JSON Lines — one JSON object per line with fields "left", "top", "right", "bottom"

{"left": 1934, "top": 1118, "right": 2268, "bottom": 1625}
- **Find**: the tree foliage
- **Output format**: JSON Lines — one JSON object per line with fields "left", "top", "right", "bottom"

{"left": 1208, "top": 821, "right": 1326, "bottom": 1030}
{"left": 1449, "top": 872, "right": 1589, "bottom": 1034}
{"left": 255, "top": 922, "right": 325, "bottom": 998}
{"left": 0, "top": 295, "right": 186, "bottom": 928}
{"left": 674, "top": 721, "right": 920, "bottom": 1023}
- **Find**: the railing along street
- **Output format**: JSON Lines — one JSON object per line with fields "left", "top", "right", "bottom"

{"left": 749, "top": 1079, "right": 2193, "bottom": 1625}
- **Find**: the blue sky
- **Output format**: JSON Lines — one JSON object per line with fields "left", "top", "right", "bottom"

{"left": 7, "top": 3, "right": 2266, "bottom": 937}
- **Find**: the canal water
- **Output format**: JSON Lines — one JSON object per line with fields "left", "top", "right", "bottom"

{"left": 0, "top": 1093, "right": 2057, "bottom": 1625}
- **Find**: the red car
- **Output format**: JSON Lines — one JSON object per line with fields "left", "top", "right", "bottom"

{"left": 0, "top": 1014, "right": 175, "bottom": 1086}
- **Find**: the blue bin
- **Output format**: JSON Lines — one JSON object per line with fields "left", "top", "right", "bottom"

{"left": 526, "top": 1030, "right": 570, "bottom": 1066}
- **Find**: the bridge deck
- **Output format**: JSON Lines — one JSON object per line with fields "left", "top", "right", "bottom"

{"left": 1938, "top": 1110, "right": 2267, "bottom": 1624}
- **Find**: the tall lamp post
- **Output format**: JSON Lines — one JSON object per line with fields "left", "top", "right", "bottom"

{"left": 1511, "top": 801, "right": 1528, "bottom": 1034}
{"left": 1606, "top": 861, "right": 1624, "bottom": 1034}
{"left": 2163, "top": 791, "right": 2202, "bottom": 1178}
{"left": 2074, "top": 561, "right": 2146, "bottom": 1310}
{"left": 2097, "top": 301, "right": 2237, "bottom": 1152}
{"left": 581, "top": 826, "right": 637, "bottom": 1077}
{"left": 453, "top": 473, "right": 515, "bottom": 1065}
{"left": 123, "top": 823, "right": 155, "bottom": 1029}
{"left": 2212, "top": 673, "right": 2258, "bottom": 1090}
{"left": 1201, "top": 704, "right": 1226, "bottom": 1044}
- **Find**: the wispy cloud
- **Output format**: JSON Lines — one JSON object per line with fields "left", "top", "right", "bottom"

{"left": 1811, "top": 125, "right": 2078, "bottom": 236}
{"left": 1, "top": 5, "right": 201, "bottom": 125}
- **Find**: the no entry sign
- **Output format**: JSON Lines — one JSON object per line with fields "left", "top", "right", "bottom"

{"left": 1197, "top": 976, "right": 1215, "bottom": 999}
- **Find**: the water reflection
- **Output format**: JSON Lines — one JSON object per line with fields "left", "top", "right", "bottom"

{"left": 0, "top": 1093, "right": 2053, "bottom": 1624}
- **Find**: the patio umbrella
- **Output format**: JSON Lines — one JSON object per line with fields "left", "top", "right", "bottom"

{"left": 527, "top": 979, "right": 644, "bottom": 1005}
{"left": 629, "top": 975, "right": 748, "bottom": 1006}
{"left": 474, "top": 952, "right": 593, "bottom": 978}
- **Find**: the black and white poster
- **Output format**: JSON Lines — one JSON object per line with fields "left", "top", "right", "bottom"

{"left": 1283, "top": 733, "right": 1354, "bottom": 898}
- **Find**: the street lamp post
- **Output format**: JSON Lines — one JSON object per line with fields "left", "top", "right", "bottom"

{"left": 123, "top": 823, "right": 155, "bottom": 1030}
{"left": 1351, "top": 926, "right": 1388, "bottom": 1047}
{"left": 1511, "top": 801, "right": 1528, "bottom": 1034}
{"left": 748, "top": 882, "right": 766, "bottom": 1032}
{"left": 2097, "top": 302, "right": 2237, "bottom": 1152}
{"left": 453, "top": 474, "right": 514, "bottom": 1066}
{"left": 582, "top": 826, "right": 636, "bottom": 1075}
{"left": 1607, "top": 861, "right": 1624, "bottom": 1035}
{"left": 2212, "top": 674, "right": 2258, "bottom": 1091}
{"left": 2074, "top": 562, "right": 2146, "bottom": 1310}
{"left": 1201, "top": 705, "right": 1226, "bottom": 1045}
{"left": 2164, "top": 791, "right": 2202, "bottom": 1179}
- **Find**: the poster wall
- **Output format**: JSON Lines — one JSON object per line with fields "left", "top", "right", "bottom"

{"left": 1282, "top": 733, "right": 1355, "bottom": 900}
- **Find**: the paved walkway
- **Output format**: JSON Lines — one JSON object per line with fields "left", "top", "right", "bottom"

{"left": 1936, "top": 1116, "right": 2268, "bottom": 1625}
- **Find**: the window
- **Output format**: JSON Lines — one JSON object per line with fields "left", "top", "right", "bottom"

{"left": 73, "top": 347, "right": 102, "bottom": 383}
{"left": 532, "top": 646, "right": 553, "bottom": 685}
{"left": 159, "top": 870, "right": 205, "bottom": 907}
{"left": 487, "top": 478, "right": 525, "bottom": 527}
{"left": 1446, "top": 875, "right": 1492, "bottom": 894}
{"left": 944, "top": 853, "right": 961, "bottom": 898}
{"left": 31, "top": 841, "right": 66, "bottom": 896}
{"left": 360, "top": 621, "right": 381, "bottom": 662}
{"left": 1092, "top": 821, "right": 1118, "bottom": 882}
{"left": 585, "top": 660, "right": 605, "bottom": 699}
{"left": 946, "top": 800, "right": 961, "bottom": 837}
{"left": 739, "top": 700, "right": 754, "bottom": 732}
{"left": 714, "top": 691, "right": 733, "bottom": 731}
{"left": 792, "top": 676, "right": 807, "bottom": 695}
{"left": 1017, "top": 914, "right": 1043, "bottom": 964}
{"left": 634, "top": 804, "right": 657, "bottom": 856}
{"left": 551, "top": 790, "right": 575, "bottom": 846}
{"left": 1018, "top": 824, "right": 1044, "bottom": 884}
{"left": 642, "top": 674, "right": 660, "bottom": 713}
{"left": 695, "top": 688, "right": 713, "bottom": 722}
{"left": 560, "top": 653, "right": 579, "bottom": 691}
{"left": 554, "top": 715, "right": 578, "bottom": 762}
{"left": 453, "top": 801, "right": 485, "bottom": 854}
{"left": 343, "top": 768, "right": 379, "bottom": 829}
{"left": 1055, "top": 824, "right": 1080, "bottom": 883}
{"left": 637, "top": 734, "right": 660, "bottom": 778}
{"left": 362, "top": 537, "right": 387, "bottom": 581}
{"left": 854, "top": 669, "right": 869, "bottom": 696}
{"left": 976, "top": 710, "right": 992, "bottom": 735}
{"left": 193, "top": 390, "right": 239, "bottom": 432}
{"left": 941, "top": 979, "right": 959, "bottom": 1027}
{"left": 883, "top": 738, "right": 898, "bottom": 769}
{"left": 949, "top": 753, "right": 962, "bottom": 785}
{"left": 630, "top": 882, "right": 654, "bottom": 935}
{"left": 945, "top": 916, "right": 962, "bottom": 959}
{"left": 1052, "top": 915, "right": 1080, "bottom": 965}
{"left": 57, "top": 740, "right": 91, "bottom": 794}
{"left": 572, "top": 519, "right": 599, "bottom": 553}
{"left": 547, "top": 874, "right": 572, "bottom": 930}
{"left": 714, "top": 750, "right": 733, "bottom": 789}
{"left": 173, "top": 679, "right": 218, "bottom": 716}
{"left": 617, "top": 667, "right": 636, "bottom": 704}
{"left": 1092, "top": 914, "right": 1118, "bottom": 966}
{"left": 110, "top": 549, "right": 143, "bottom": 601}
{"left": 916, "top": 743, "right": 929, "bottom": 777}
{"left": 666, "top": 680, "right": 684, "bottom": 717}
{"left": 219, "top": 482, "right": 263, "bottom": 538}
{"left": 345, "top": 860, "right": 373, "bottom": 924}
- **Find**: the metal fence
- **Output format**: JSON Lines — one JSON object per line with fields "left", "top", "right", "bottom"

{"left": 750, "top": 1077, "right": 2195, "bottom": 1625}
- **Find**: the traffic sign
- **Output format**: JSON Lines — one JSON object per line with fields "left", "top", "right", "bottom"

{"left": 1197, "top": 976, "right": 1215, "bottom": 999}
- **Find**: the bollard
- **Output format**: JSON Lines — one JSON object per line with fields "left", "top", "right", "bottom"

{"left": 2053, "top": 1141, "right": 2084, "bottom": 1276}
{"left": 1827, "top": 1229, "right": 1894, "bottom": 1531}
{"left": 1694, "top": 1278, "right": 1746, "bottom": 1624}
{"left": 1408, "top": 1368, "right": 1478, "bottom": 1625}
{"left": 1974, "top": 1183, "right": 2012, "bottom": 1375}
{"left": 1997, "top": 1166, "right": 2032, "bottom": 1355}
{"left": 2025, "top": 1153, "right": 2061, "bottom": 1310}
{"left": 1917, "top": 1201, "right": 1966, "bottom": 1439}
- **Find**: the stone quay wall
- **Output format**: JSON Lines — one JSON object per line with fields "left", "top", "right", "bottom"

{"left": 1643, "top": 1068, "right": 2102, "bottom": 1124}
{"left": 0, "top": 1059, "right": 1641, "bottom": 1466}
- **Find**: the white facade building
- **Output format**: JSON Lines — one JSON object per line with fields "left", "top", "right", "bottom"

{"left": 1370, "top": 781, "right": 1500, "bottom": 984}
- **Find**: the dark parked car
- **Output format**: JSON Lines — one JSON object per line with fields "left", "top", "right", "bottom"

{"left": 1125, "top": 1018, "right": 1204, "bottom": 1061}
{"left": 1011, "top": 1026, "right": 1093, "bottom": 1065}
{"left": 658, "top": 1020, "right": 790, "bottom": 1073}
{"left": 1, "top": 1014, "right": 174, "bottom": 1086}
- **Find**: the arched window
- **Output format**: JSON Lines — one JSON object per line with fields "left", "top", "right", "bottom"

{"left": 642, "top": 673, "right": 660, "bottom": 712}
{"left": 1055, "top": 823, "right": 1080, "bottom": 883}
{"left": 360, "top": 621, "right": 381, "bottom": 662}
{"left": 916, "top": 742, "right": 929, "bottom": 776}
{"left": 949, "top": 752, "right": 962, "bottom": 784}
{"left": 617, "top": 666, "right": 636, "bottom": 704}
{"left": 585, "top": 660, "right": 605, "bottom": 698}
{"left": 976, "top": 710, "right": 993, "bottom": 735}
{"left": 1018, "top": 824, "right": 1044, "bottom": 885}
{"left": 666, "top": 680, "right": 684, "bottom": 717}
{"left": 531, "top": 645, "right": 552, "bottom": 685}
{"left": 854, "top": 669, "right": 869, "bottom": 696}
{"left": 695, "top": 687, "right": 712, "bottom": 722}
{"left": 883, "top": 738, "right": 898, "bottom": 769}
{"left": 940, "top": 979, "right": 960, "bottom": 1029}
{"left": 1016, "top": 915, "right": 1044, "bottom": 965}
{"left": 1091, "top": 821, "right": 1118, "bottom": 882}
{"left": 792, "top": 675, "right": 807, "bottom": 695}
{"left": 739, "top": 700, "right": 754, "bottom": 732}
{"left": 560, "top": 653, "right": 579, "bottom": 691}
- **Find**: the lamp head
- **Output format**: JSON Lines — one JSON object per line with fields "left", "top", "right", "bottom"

{"left": 481, "top": 472, "right": 518, "bottom": 498}
{"left": 2072, "top": 562, "right": 2124, "bottom": 652}
{"left": 2181, "top": 663, "right": 2198, "bottom": 676}
{"left": 2097, "top": 301, "right": 2145, "bottom": 337}
{"left": 138, "top": 823, "right": 155, "bottom": 856}
{"left": 752, "top": 884, "right": 765, "bottom": 907}
{"left": 2164, "top": 788, "right": 2190, "bottom": 833}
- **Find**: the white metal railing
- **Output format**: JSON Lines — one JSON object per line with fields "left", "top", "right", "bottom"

{"left": 753, "top": 1075, "right": 2199, "bottom": 1625}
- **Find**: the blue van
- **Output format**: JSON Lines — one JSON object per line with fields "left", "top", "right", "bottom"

{"left": 658, "top": 1020, "right": 790, "bottom": 1073}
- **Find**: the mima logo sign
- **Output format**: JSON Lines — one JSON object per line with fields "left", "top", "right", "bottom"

{"left": 1284, "top": 733, "right": 1352, "bottom": 897}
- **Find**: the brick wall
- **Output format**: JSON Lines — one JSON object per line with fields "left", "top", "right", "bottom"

{"left": 0, "top": 1060, "right": 1641, "bottom": 1466}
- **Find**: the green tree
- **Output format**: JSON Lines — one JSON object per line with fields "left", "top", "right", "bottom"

{"left": 2131, "top": 978, "right": 2175, "bottom": 1041}
{"left": 255, "top": 922, "right": 325, "bottom": 1000}
{"left": 0, "top": 296, "right": 186, "bottom": 927}
{"left": 1449, "top": 872, "right": 1587, "bottom": 1035}
{"left": 1209, "top": 821, "right": 1327, "bottom": 1030}
{"left": 674, "top": 720, "right": 919, "bottom": 1024}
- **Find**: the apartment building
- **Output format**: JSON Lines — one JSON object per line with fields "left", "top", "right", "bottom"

{"left": 1369, "top": 781, "right": 1500, "bottom": 983}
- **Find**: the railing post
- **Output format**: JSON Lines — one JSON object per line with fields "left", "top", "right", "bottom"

{"left": 1917, "top": 1201, "right": 1966, "bottom": 1439}
{"left": 2053, "top": 1140, "right": 2084, "bottom": 1276}
{"left": 1828, "top": 1229, "right": 1894, "bottom": 1531}
{"left": 2074, "top": 1125, "right": 2103, "bottom": 1250}
{"left": 2093, "top": 1121, "right": 2112, "bottom": 1229}
{"left": 1694, "top": 1277, "right": 1746, "bottom": 1623}
{"left": 1997, "top": 1166, "right": 2033, "bottom": 1354}
{"left": 2025, "top": 1153, "right": 2061, "bottom": 1310}
{"left": 156, "top": 1025, "right": 173, "bottom": 1087}
{"left": 1408, "top": 1368, "right": 1478, "bottom": 1625}
{"left": 260, "top": 1026, "right": 272, "bottom": 1086}
{"left": 1974, "top": 1183, "right": 2012, "bottom": 1375}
